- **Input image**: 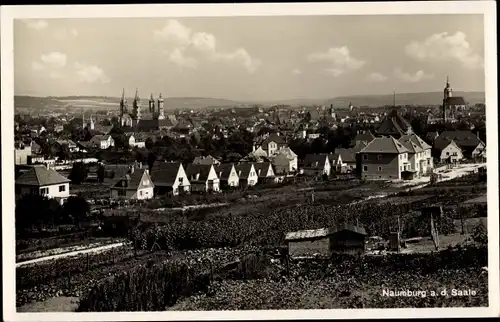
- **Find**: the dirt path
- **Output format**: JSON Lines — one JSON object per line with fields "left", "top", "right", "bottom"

{"left": 17, "top": 297, "right": 79, "bottom": 312}
{"left": 16, "top": 242, "right": 126, "bottom": 267}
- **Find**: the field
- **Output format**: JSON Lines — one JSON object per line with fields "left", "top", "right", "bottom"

{"left": 16, "top": 173, "right": 488, "bottom": 311}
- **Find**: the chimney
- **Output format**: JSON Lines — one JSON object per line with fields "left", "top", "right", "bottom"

{"left": 139, "top": 162, "right": 143, "bottom": 169}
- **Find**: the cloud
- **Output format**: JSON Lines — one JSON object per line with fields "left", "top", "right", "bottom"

{"left": 405, "top": 31, "right": 484, "bottom": 70}
{"left": 366, "top": 72, "right": 388, "bottom": 82}
{"left": 214, "top": 48, "right": 261, "bottom": 74}
{"left": 292, "top": 68, "right": 302, "bottom": 75}
{"left": 393, "top": 68, "right": 434, "bottom": 83}
{"left": 31, "top": 52, "right": 68, "bottom": 72}
{"left": 308, "top": 46, "right": 365, "bottom": 76}
{"left": 40, "top": 52, "right": 67, "bottom": 69}
{"left": 166, "top": 48, "right": 198, "bottom": 69}
{"left": 74, "top": 62, "right": 110, "bottom": 84}
{"left": 324, "top": 69, "right": 345, "bottom": 77}
{"left": 24, "top": 19, "right": 48, "bottom": 30}
{"left": 54, "top": 28, "right": 79, "bottom": 40}
{"left": 154, "top": 19, "right": 193, "bottom": 49}
{"left": 154, "top": 19, "right": 260, "bottom": 73}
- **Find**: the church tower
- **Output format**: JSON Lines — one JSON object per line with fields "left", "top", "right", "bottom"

{"left": 132, "top": 88, "right": 141, "bottom": 124}
{"left": 89, "top": 114, "right": 95, "bottom": 130}
{"left": 149, "top": 93, "right": 155, "bottom": 116}
{"left": 119, "top": 88, "right": 127, "bottom": 126}
{"left": 157, "top": 93, "right": 165, "bottom": 120}
{"left": 443, "top": 76, "right": 453, "bottom": 122}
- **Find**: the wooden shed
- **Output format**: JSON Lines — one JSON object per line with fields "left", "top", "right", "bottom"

{"left": 285, "top": 224, "right": 367, "bottom": 258}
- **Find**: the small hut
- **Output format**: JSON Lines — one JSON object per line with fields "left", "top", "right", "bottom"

{"left": 285, "top": 224, "right": 367, "bottom": 258}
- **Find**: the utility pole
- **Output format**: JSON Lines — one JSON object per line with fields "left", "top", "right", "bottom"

{"left": 393, "top": 90, "right": 396, "bottom": 108}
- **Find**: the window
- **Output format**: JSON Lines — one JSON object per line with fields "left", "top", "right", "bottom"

{"left": 140, "top": 191, "right": 143, "bottom": 196}
{"left": 118, "top": 189, "right": 126, "bottom": 196}
{"left": 400, "top": 166, "right": 403, "bottom": 171}
{"left": 377, "top": 166, "right": 382, "bottom": 171}
{"left": 40, "top": 187, "right": 49, "bottom": 195}
{"left": 446, "top": 152, "right": 450, "bottom": 156}
{"left": 363, "top": 165, "right": 368, "bottom": 172}
{"left": 399, "top": 155, "right": 402, "bottom": 160}
{"left": 179, "top": 177, "right": 184, "bottom": 184}
{"left": 59, "top": 185, "right": 66, "bottom": 192}
{"left": 377, "top": 155, "right": 382, "bottom": 160}
{"left": 363, "top": 154, "right": 368, "bottom": 161}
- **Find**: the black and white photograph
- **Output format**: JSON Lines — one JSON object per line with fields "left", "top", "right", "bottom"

{"left": 1, "top": 2, "right": 498, "bottom": 320}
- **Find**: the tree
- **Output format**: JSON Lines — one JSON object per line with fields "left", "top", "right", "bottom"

{"left": 97, "top": 164, "right": 105, "bottom": 183}
{"left": 63, "top": 196, "right": 90, "bottom": 225}
{"left": 110, "top": 126, "right": 127, "bottom": 149}
{"left": 69, "top": 162, "right": 88, "bottom": 184}
{"left": 472, "top": 220, "right": 487, "bottom": 245}
{"left": 145, "top": 137, "right": 154, "bottom": 150}
{"left": 147, "top": 152, "right": 157, "bottom": 172}
{"left": 225, "top": 152, "right": 243, "bottom": 163}
{"left": 100, "top": 118, "right": 112, "bottom": 126}
{"left": 57, "top": 145, "right": 72, "bottom": 161}
{"left": 15, "top": 194, "right": 63, "bottom": 232}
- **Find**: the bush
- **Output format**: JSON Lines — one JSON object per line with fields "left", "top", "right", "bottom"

{"left": 77, "top": 260, "right": 211, "bottom": 311}
{"left": 472, "top": 220, "right": 487, "bottom": 245}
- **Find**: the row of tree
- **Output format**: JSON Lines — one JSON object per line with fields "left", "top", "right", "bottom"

{"left": 16, "top": 195, "right": 91, "bottom": 233}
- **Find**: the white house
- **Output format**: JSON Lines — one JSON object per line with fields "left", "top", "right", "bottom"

{"left": 235, "top": 163, "right": 258, "bottom": 187}
{"left": 255, "top": 133, "right": 287, "bottom": 157}
{"left": 253, "top": 162, "right": 276, "bottom": 183}
{"left": 272, "top": 147, "right": 298, "bottom": 174}
{"left": 439, "top": 140, "right": 464, "bottom": 163}
{"left": 150, "top": 162, "right": 191, "bottom": 195}
{"left": 302, "top": 154, "right": 331, "bottom": 177}
{"left": 328, "top": 153, "right": 345, "bottom": 173}
{"left": 110, "top": 168, "right": 154, "bottom": 200}
{"left": 15, "top": 165, "right": 71, "bottom": 204}
{"left": 186, "top": 164, "right": 220, "bottom": 193}
{"left": 399, "top": 134, "right": 434, "bottom": 176}
{"left": 215, "top": 163, "right": 239, "bottom": 187}
{"left": 126, "top": 133, "right": 146, "bottom": 149}
{"left": 15, "top": 141, "right": 32, "bottom": 165}
{"left": 90, "top": 135, "right": 115, "bottom": 149}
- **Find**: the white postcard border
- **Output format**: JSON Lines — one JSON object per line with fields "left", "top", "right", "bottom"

{"left": 1, "top": 2, "right": 498, "bottom": 321}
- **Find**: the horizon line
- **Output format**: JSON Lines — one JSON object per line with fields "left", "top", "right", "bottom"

{"left": 14, "top": 90, "right": 486, "bottom": 102}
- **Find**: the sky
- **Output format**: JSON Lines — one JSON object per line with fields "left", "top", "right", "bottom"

{"left": 14, "top": 15, "right": 485, "bottom": 101}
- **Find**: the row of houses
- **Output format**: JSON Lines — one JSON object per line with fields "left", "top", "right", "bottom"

{"left": 108, "top": 160, "right": 281, "bottom": 200}
{"left": 299, "top": 129, "right": 485, "bottom": 181}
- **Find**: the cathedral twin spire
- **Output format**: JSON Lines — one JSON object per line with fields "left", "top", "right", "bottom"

{"left": 120, "top": 88, "right": 164, "bottom": 121}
